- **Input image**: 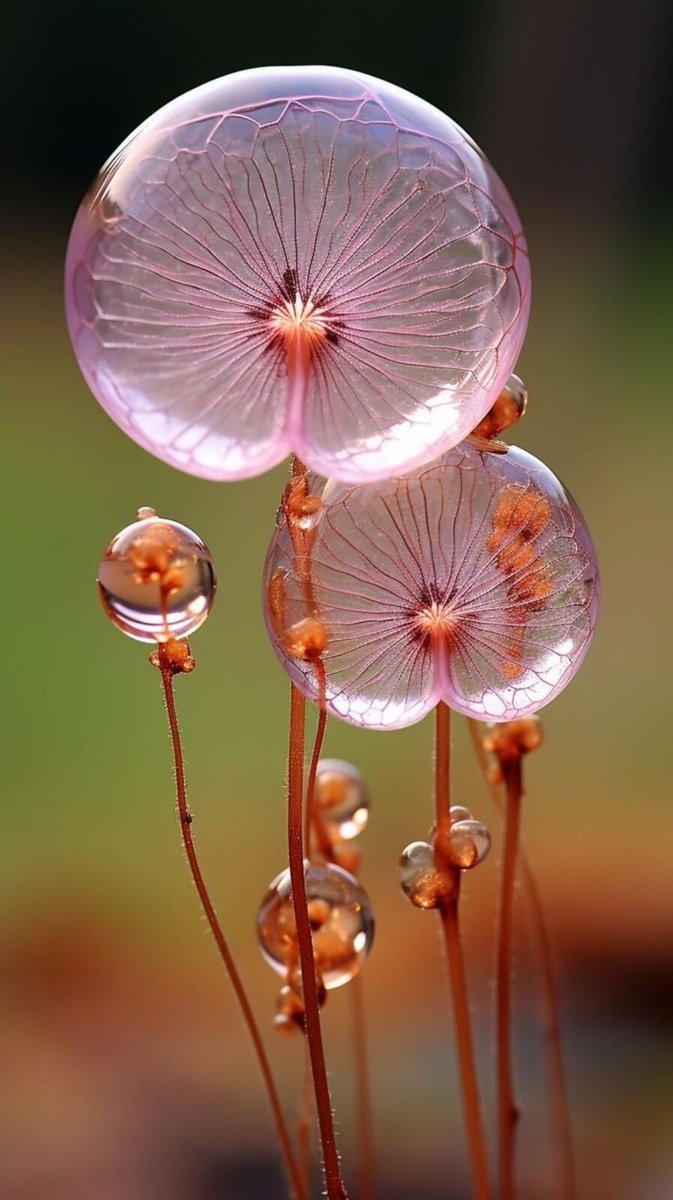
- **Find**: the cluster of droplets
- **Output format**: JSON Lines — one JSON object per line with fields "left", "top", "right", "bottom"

{"left": 399, "top": 805, "right": 492, "bottom": 910}
{"left": 257, "top": 760, "right": 373, "bottom": 1032}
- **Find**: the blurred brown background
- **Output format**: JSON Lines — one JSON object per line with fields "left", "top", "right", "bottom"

{"left": 2, "top": 1, "right": 672, "bottom": 1197}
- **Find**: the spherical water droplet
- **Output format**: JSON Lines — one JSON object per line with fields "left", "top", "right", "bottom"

{"left": 313, "top": 759, "right": 370, "bottom": 841}
{"left": 257, "top": 862, "right": 374, "bottom": 990}
{"left": 449, "top": 805, "right": 472, "bottom": 824}
{"left": 399, "top": 841, "right": 457, "bottom": 909}
{"left": 447, "top": 820, "right": 492, "bottom": 869}
{"left": 98, "top": 513, "right": 216, "bottom": 642}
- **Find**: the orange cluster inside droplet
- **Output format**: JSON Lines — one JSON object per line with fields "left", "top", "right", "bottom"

{"left": 485, "top": 485, "right": 553, "bottom": 679}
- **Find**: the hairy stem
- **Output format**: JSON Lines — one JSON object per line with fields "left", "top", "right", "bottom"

{"left": 158, "top": 657, "right": 305, "bottom": 1200}
{"left": 467, "top": 720, "right": 576, "bottom": 1200}
{"left": 496, "top": 758, "right": 523, "bottom": 1200}
{"left": 434, "top": 703, "right": 492, "bottom": 1200}
{"left": 288, "top": 680, "right": 348, "bottom": 1199}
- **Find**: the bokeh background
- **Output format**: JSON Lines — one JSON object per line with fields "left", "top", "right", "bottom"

{"left": 3, "top": 2, "right": 672, "bottom": 1197}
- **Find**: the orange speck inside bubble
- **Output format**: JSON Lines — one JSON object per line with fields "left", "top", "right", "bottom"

{"left": 486, "top": 485, "right": 554, "bottom": 681}
{"left": 282, "top": 616, "right": 329, "bottom": 661}
{"left": 128, "top": 523, "right": 185, "bottom": 591}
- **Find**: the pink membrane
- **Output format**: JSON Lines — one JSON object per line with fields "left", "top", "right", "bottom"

{"left": 65, "top": 66, "right": 530, "bottom": 482}
{"left": 263, "top": 443, "right": 599, "bottom": 728}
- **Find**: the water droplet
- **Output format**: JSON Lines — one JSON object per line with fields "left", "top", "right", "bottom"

{"left": 98, "top": 514, "right": 216, "bottom": 642}
{"left": 313, "top": 759, "right": 369, "bottom": 841}
{"left": 257, "top": 862, "right": 374, "bottom": 990}
{"left": 399, "top": 841, "right": 456, "bottom": 909}
{"left": 447, "top": 820, "right": 491, "bottom": 869}
{"left": 449, "top": 805, "right": 472, "bottom": 824}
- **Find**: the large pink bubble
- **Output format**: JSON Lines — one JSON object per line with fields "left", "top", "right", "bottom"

{"left": 65, "top": 66, "right": 530, "bottom": 482}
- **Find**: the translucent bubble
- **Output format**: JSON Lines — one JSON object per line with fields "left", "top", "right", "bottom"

{"left": 257, "top": 862, "right": 374, "bottom": 990}
{"left": 313, "top": 759, "right": 370, "bottom": 841}
{"left": 399, "top": 841, "right": 457, "bottom": 909}
{"left": 448, "top": 805, "right": 472, "bottom": 825}
{"left": 264, "top": 443, "right": 600, "bottom": 728}
{"left": 273, "top": 975, "right": 327, "bottom": 1034}
{"left": 98, "top": 509, "right": 216, "bottom": 642}
{"left": 65, "top": 66, "right": 530, "bottom": 485}
{"left": 447, "top": 820, "right": 492, "bottom": 869}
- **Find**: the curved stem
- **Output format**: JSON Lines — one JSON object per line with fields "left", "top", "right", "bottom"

{"left": 496, "top": 759, "right": 523, "bottom": 1200}
{"left": 467, "top": 720, "right": 576, "bottom": 1200}
{"left": 351, "top": 975, "right": 375, "bottom": 1200}
{"left": 288, "top": 680, "right": 348, "bottom": 1200}
{"left": 434, "top": 703, "right": 492, "bottom": 1200}
{"left": 158, "top": 659, "right": 305, "bottom": 1200}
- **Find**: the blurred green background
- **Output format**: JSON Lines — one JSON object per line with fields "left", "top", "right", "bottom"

{"left": 2, "top": 2, "right": 672, "bottom": 1197}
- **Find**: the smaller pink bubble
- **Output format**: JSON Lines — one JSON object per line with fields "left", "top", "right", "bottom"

{"left": 263, "top": 443, "right": 599, "bottom": 729}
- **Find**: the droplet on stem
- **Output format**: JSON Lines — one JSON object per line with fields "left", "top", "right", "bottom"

{"left": 314, "top": 759, "right": 370, "bottom": 841}
{"left": 446, "top": 820, "right": 492, "bottom": 869}
{"left": 399, "top": 841, "right": 457, "bottom": 909}
{"left": 257, "top": 862, "right": 375, "bottom": 990}
{"left": 98, "top": 513, "right": 216, "bottom": 642}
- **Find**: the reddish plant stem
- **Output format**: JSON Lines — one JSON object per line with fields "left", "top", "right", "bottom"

{"left": 523, "top": 862, "right": 577, "bottom": 1200}
{"left": 434, "top": 703, "right": 492, "bottom": 1200}
{"left": 304, "top": 658, "right": 328, "bottom": 855}
{"left": 467, "top": 720, "right": 576, "bottom": 1200}
{"left": 434, "top": 699, "right": 452, "bottom": 856}
{"left": 158, "top": 660, "right": 305, "bottom": 1200}
{"left": 351, "top": 974, "right": 375, "bottom": 1200}
{"left": 496, "top": 758, "right": 523, "bottom": 1200}
{"left": 288, "top": 680, "right": 348, "bottom": 1199}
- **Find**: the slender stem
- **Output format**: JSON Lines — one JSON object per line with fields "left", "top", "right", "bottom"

{"left": 158, "top": 661, "right": 305, "bottom": 1200}
{"left": 467, "top": 720, "right": 576, "bottom": 1200}
{"left": 496, "top": 759, "right": 523, "bottom": 1200}
{"left": 351, "top": 975, "right": 375, "bottom": 1200}
{"left": 434, "top": 703, "right": 492, "bottom": 1200}
{"left": 438, "top": 902, "right": 492, "bottom": 1200}
{"left": 434, "top": 699, "right": 452, "bottom": 851}
{"left": 522, "top": 862, "right": 577, "bottom": 1200}
{"left": 304, "top": 659, "right": 328, "bottom": 855}
{"left": 288, "top": 680, "right": 348, "bottom": 1200}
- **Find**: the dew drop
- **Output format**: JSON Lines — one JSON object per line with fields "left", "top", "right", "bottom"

{"left": 399, "top": 841, "right": 456, "bottom": 909}
{"left": 447, "top": 820, "right": 492, "bottom": 869}
{"left": 314, "top": 759, "right": 370, "bottom": 841}
{"left": 98, "top": 513, "right": 216, "bottom": 642}
{"left": 256, "top": 862, "right": 374, "bottom": 990}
